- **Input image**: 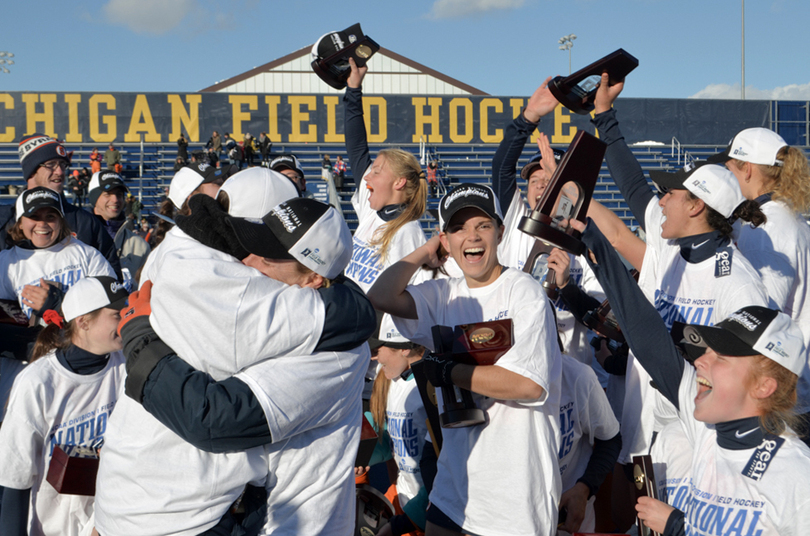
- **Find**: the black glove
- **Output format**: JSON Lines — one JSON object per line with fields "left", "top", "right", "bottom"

{"left": 388, "top": 514, "right": 417, "bottom": 536}
{"left": 421, "top": 353, "right": 458, "bottom": 388}
{"left": 32, "top": 283, "right": 65, "bottom": 319}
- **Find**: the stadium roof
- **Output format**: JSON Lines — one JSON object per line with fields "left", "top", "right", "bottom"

{"left": 200, "top": 46, "right": 488, "bottom": 96}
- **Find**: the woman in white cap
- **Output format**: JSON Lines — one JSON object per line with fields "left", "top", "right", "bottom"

{"left": 0, "top": 188, "right": 115, "bottom": 425}
{"left": 573, "top": 218, "right": 810, "bottom": 535}
{"left": 153, "top": 161, "right": 226, "bottom": 247}
{"left": 0, "top": 275, "right": 128, "bottom": 536}
{"left": 709, "top": 128, "right": 810, "bottom": 440}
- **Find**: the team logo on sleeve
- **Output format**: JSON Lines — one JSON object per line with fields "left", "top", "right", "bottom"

{"left": 742, "top": 434, "right": 784, "bottom": 481}
{"left": 714, "top": 247, "right": 733, "bottom": 278}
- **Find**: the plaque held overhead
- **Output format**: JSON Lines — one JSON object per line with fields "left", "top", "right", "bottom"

{"left": 549, "top": 48, "right": 639, "bottom": 115}
{"left": 518, "top": 130, "right": 606, "bottom": 257}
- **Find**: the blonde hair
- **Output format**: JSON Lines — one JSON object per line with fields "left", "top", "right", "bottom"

{"left": 745, "top": 354, "right": 803, "bottom": 436}
{"left": 369, "top": 372, "right": 391, "bottom": 443}
{"left": 730, "top": 146, "right": 810, "bottom": 214}
{"left": 370, "top": 149, "right": 427, "bottom": 263}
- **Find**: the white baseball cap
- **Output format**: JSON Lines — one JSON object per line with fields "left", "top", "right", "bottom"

{"left": 649, "top": 162, "right": 745, "bottom": 219}
{"left": 708, "top": 128, "right": 788, "bottom": 167}
{"left": 62, "top": 276, "right": 129, "bottom": 322}
{"left": 168, "top": 162, "right": 220, "bottom": 209}
{"left": 218, "top": 167, "right": 298, "bottom": 218}
{"left": 227, "top": 197, "right": 352, "bottom": 279}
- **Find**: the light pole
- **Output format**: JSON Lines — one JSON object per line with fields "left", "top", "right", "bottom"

{"left": 0, "top": 52, "right": 14, "bottom": 74}
{"left": 558, "top": 34, "right": 576, "bottom": 75}
{"left": 741, "top": 0, "right": 745, "bottom": 99}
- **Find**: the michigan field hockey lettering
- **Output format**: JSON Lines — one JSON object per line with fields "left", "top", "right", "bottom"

{"left": 346, "top": 238, "right": 383, "bottom": 285}
{"left": 48, "top": 400, "right": 116, "bottom": 456}
{"left": 654, "top": 290, "right": 715, "bottom": 329}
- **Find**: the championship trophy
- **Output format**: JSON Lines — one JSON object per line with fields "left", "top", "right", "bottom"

{"left": 549, "top": 49, "right": 639, "bottom": 115}
{"left": 632, "top": 454, "right": 662, "bottom": 536}
{"left": 311, "top": 23, "right": 380, "bottom": 90}
{"left": 518, "top": 130, "right": 606, "bottom": 257}
{"left": 424, "top": 320, "right": 514, "bottom": 428}
{"left": 522, "top": 241, "right": 561, "bottom": 300}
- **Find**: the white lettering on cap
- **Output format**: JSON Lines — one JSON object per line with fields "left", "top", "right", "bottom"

{"left": 272, "top": 204, "right": 302, "bottom": 234}
{"left": 443, "top": 187, "right": 490, "bottom": 209}
{"left": 25, "top": 189, "right": 59, "bottom": 205}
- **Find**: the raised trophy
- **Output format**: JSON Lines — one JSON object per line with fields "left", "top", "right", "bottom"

{"left": 549, "top": 49, "right": 639, "bottom": 115}
{"left": 518, "top": 130, "right": 606, "bottom": 256}
{"left": 311, "top": 23, "right": 380, "bottom": 90}
{"left": 522, "top": 241, "right": 561, "bottom": 300}
{"left": 632, "top": 454, "right": 662, "bottom": 536}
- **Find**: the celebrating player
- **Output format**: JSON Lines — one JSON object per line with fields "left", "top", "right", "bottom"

{"left": 369, "top": 184, "right": 563, "bottom": 536}
{"left": 0, "top": 276, "right": 128, "bottom": 536}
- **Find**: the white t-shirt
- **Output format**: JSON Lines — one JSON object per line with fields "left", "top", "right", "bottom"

{"left": 385, "top": 373, "right": 428, "bottom": 507}
{"left": 96, "top": 226, "right": 328, "bottom": 536}
{"left": 618, "top": 199, "right": 770, "bottom": 463}
{"left": 556, "top": 354, "right": 620, "bottom": 534}
{"left": 650, "top": 418, "right": 693, "bottom": 511}
{"left": 499, "top": 188, "right": 605, "bottom": 364}
{"left": 394, "top": 268, "right": 563, "bottom": 536}
{"left": 737, "top": 199, "right": 810, "bottom": 412}
{"left": 675, "top": 365, "right": 810, "bottom": 535}
{"left": 234, "top": 345, "right": 369, "bottom": 536}
{"left": 347, "top": 172, "right": 428, "bottom": 293}
{"left": 0, "top": 237, "right": 115, "bottom": 421}
{"left": 0, "top": 350, "right": 124, "bottom": 536}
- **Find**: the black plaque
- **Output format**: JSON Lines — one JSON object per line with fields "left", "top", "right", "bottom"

{"left": 549, "top": 49, "right": 639, "bottom": 115}
{"left": 632, "top": 454, "right": 662, "bottom": 536}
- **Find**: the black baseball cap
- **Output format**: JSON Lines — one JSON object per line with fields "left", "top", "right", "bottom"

{"left": 438, "top": 184, "right": 503, "bottom": 231}
{"left": 15, "top": 186, "right": 64, "bottom": 221}
{"left": 520, "top": 148, "right": 566, "bottom": 181}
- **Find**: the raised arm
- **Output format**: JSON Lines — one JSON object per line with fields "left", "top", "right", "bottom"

{"left": 575, "top": 219, "right": 683, "bottom": 407}
{"left": 591, "top": 73, "right": 655, "bottom": 230}
{"left": 368, "top": 235, "right": 446, "bottom": 320}
{"left": 585, "top": 200, "right": 646, "bottom": 271}
{"left": 344, "top": 58, "right": 372, "bottom": 185}
{"left": 491, "top": 77, "right": 557, "bottom": 210}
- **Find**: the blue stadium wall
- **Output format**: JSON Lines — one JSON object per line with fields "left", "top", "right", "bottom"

{"left": 2, "top": 92, "right": 804, "bottom": 147}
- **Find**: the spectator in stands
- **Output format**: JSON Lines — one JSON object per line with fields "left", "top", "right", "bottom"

{"left": 89, "top": 147, "right": 102, "bottom": 174}
{"left": 322, "top": 154, "right": 333, "bottom": 183}
{"left": 426, "top": 161, "right": 438, "bottom": 197}
{"left": 0, "top": 134, "right": 121, "bottom": 278}
{"left": 243, "top": 133, "right": 256, "bottom": 167}
{"left": 258, "top": 132, "right": 272, "bottom": 166}
{"left": 270, "top": 154, "right": 312, "bottom": 199}
{"left": 206, "top": 131, "right": 221, "bottom": 167}
{"left": 177, "top": 133, "right": 189, "bottom": 162}
{"left": 223, "top": 133, "right": 237, "bottom": 166}
{"left": 78, "top": 168, "right": 91, "bottom": 206}
{"left": 68, "top": 170, "right": 83, "bottom": 207}
{"left": 334, "top": 155, "right": 346, "bottom": 189}
{"left": 104, "top": 143, "right": 121, "bottom": 172}
{"left": 88, "top": 171, "right": 150, "bottom": 288}
{"left": 173, "top": 156, "right": 187, "bottom": 172}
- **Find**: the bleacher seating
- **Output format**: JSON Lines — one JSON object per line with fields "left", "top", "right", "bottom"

{"left": 3, "top": 141, "right": 806, "bottom": 235}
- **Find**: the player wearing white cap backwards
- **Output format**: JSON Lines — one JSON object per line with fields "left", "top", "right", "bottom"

{"left": 708, "top": 128, "right": 810, "bottom": 442}
{"left": 0, "top": 276, "right": 128, "bottom": 536}
{"left": 94, "top": 168, "right": 374, "bottom": 536}
{"left": 572, "top": 216, "right": 810, "bottom": 536}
